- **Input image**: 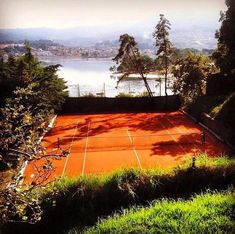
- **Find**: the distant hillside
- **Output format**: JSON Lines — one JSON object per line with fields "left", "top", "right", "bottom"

{"left": 0, "top": 18, "right": 220, "bottom": 50}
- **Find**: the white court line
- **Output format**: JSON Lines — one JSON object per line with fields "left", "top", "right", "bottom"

{"left": 158, "top": 118, "right": 187, "bottom": 154}
{"left": 165, "top": 117, "right": 201, "bottom": 153}
{"left": 127, "top": 130, "right": 142, "bottom": 170}
{"left": 62, "top": 121, "right": 79, "bottom": 177}
{"left": 82, "top": 122, "right": 91, "bottom": 176}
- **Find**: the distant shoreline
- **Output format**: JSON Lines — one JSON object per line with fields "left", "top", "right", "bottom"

{"left": 38, "top": 56, "right": 113, "bottom": 62}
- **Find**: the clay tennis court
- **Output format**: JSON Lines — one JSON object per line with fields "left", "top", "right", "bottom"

{"left": 24, "top": 111, "right": 230, "bottom": 183}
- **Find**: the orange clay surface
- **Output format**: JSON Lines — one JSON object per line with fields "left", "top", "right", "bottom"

{"left": 24, "top": 112, "right": 230, "bottom": 183}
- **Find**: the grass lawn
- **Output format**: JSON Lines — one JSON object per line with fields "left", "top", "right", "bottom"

{"left": 81, "top": 190, "right": 235, "bottom": 234}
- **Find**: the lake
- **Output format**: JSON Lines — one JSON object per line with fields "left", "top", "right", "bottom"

{"left": 40, "top": 57, "right": 173, "bottom": 97}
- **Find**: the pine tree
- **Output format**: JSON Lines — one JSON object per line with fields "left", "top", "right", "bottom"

{"left": 153, "top": 14, "right": 174, "bottom": 97}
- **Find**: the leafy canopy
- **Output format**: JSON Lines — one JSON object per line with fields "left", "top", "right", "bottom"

{"left": 172, "top": 52, "right": 216, "bottom": 105}
{"left": 0, "top": 44, "right": 68, "bottom": 224}
{"left": 213, "top": 0, "right": 235, "bottom": 74}
{"left": 0, "top": 42, "right": 68, "bottom": 109}
{"left": 112, "top": 34, "right": 153, "bottom": 96}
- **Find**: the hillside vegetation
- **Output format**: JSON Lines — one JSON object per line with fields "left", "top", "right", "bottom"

{"left": 82, "top": 190, "right": 235, "bottom": 234}
{"left": 3, "top": 155, "right": 234, "bottom": 234}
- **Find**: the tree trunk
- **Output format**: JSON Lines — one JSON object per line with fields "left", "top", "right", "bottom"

{"left": 163, "top": 33, "right": 168, "bottom": 108}
{"left": 165, "top": 56, "right": 168, "bottom": 97}
{"left": 130, "top": 47, "right": 153, "bottom": 97}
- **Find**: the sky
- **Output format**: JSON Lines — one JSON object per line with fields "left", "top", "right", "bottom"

{"left": 0, "top": 0, "right": 227, "bottom": 29}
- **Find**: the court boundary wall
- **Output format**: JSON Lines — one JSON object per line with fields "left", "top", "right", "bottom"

{"left": 60, "top": 95, "right": 181, "bottom": 114}
{"left": 181, "top": 110, "right": 235, "bottom": 152}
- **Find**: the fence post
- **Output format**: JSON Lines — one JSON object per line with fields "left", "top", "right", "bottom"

{"left": 103, "top": 83, "right": 106, "bottom": 97}
{"left": 78, "top": 84, "right": 80, "bottom": 97}
{"left": 160, "top": 79, "right": 161, "bottom": 96}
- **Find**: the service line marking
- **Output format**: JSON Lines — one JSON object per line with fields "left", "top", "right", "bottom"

{"left": 165, "top": 116, "right": 201, "bottom": 153}
{"left": 127, "top": 129, "right": 142, "bottom": 170}
{"left": 82, "top": 122, "right": 91, "bottom": 176}
{"left": 62, "top": 121, "right": 80, "bottom": 177}
{"left": 158, "top": 118, "right": 186, "bottom": 154}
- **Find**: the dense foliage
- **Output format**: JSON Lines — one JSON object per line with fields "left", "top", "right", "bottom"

{"left": 0, "top": 43, "right": 68, "bottom": 108}
{"left": 0, "top": 44, "right": 68, "bottom": 167}
{"left": 112, "top": 34, "right": 153, "bottom": 96}
{"left": 113, "top": 54, "right": 156, "bottom": 75}
{"left": 172, "top": 52, "right": 216, "bottom": 105}
{"left": 0, "top": 43, "right": 68, "bottom": 224}
{"left": 213, "top": 0, "right": 235, "bottom": 75}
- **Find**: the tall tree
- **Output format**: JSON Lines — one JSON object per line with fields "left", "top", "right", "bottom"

{"left": 0, "top": 43, "right": 68, "bottom": 109}
{"left": 0, "top": 85, "right": 68, "bottom": 223}
{"left": 153, "top": 14, "right": 174, "bottom": 97}
{"left": 213, "top": 0, "right": 235, "bottom": 75}
{"left": 172, "top": 52, "right": 216, "bottom": 105}
{"left": 113, "top": 34, "right": 153, "bottom": 97}
{"left": 0, "top": 50, "right": 68, "bottom": 223}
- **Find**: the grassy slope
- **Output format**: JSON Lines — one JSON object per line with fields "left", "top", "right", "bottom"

{"left": 210, "top": 93, "right": 235, "bottom": 129}
{"left": 186, "top": 95, "right": 228, "bottom": 120}
{"left": 38, "top": 155, "right": 234, "bottom": 233}
{"left": 3, "top": 155, "right": 235, "bottom": 234}
{"left": 82, "top": 190, "right": 235, "bottom": 234}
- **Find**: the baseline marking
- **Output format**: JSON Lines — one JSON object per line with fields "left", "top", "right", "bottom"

{"left": 62, "top": 121, "right": 80, "bottom": 177}
{"left": 127, "top": 130, "right": 142, "bottom": 170}
{"left": 82, "top": 122, "right": 91, "bottom": 176}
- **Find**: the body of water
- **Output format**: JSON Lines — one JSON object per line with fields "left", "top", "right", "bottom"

{"left": 40, "top": 57, "right": 173, "bottom": 97}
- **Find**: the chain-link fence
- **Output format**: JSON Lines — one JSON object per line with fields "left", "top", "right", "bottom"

{"left": 67, "top": 77, "right": 175, "bottom": 97}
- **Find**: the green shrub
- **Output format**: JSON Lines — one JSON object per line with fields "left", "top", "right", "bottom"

{"left": 115, "top": 92, "right": 134, "bottom": 98}
{"left": 81, "top": 92, "right": 96, "bottom": 97}
{"left": 135, "top": 91, "right": 150, "bottom": 97}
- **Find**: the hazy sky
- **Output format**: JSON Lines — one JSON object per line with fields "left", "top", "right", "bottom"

{"left": 0, "top": 0, "right": 227, "bottom": 29}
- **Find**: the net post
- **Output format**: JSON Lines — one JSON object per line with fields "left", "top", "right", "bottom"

{"left": 192, "top": 156, "right": 196, "bottom": 169}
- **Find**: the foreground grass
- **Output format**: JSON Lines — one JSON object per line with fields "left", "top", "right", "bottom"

{"left": 49, "top": 154, "right": 234, "bottom": 194}
{"left": 82, "top": 190, "right": 235, "bottom": 234}
{"left": 3, "top": 155, "right": 235, "bottom": 234}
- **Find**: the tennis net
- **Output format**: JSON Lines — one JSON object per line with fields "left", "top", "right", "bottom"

{"left": 57, "top": 131, "right": 205, "bottom": 152}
